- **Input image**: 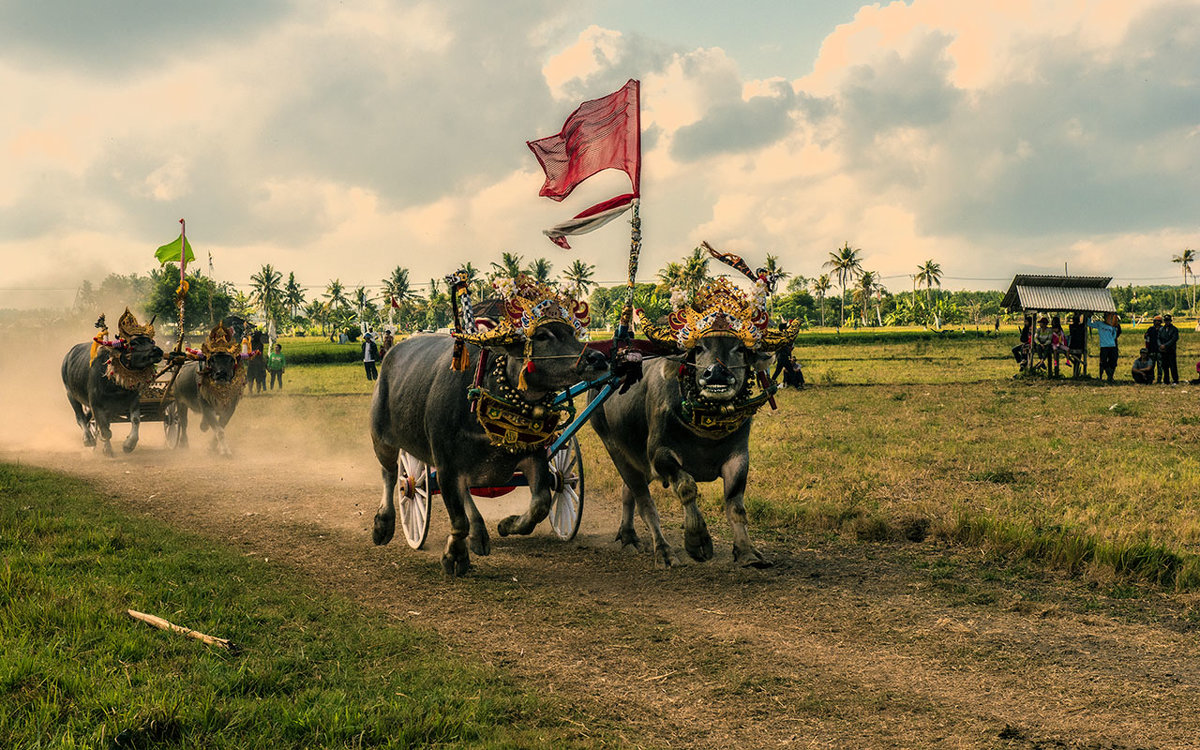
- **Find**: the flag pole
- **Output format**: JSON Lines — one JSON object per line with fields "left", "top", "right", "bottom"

{"left": 617, "top": 78, "right": 642, "bottom": 340}
{"left": 176, "top": 218, "right": 187, "bottom": 353}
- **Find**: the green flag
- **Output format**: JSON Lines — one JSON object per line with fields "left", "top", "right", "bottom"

{"left": 154, "top": 234, "right": 195, "bottom": 266}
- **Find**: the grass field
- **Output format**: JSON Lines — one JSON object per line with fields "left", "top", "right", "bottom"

{"left": 0, "top": 464, "right": 596, "bottom": 749}
{"left": 258, "top": 328, "right": 1200, "bottom": 591}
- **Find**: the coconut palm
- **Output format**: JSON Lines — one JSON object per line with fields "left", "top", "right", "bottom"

{"left": 249, "top": 264, "right": 283, "bottom": 329}
{"left": 822, "top": 242, "right": 864, "bottom": 327}
{"left": 490, "top": 252, "right": 524, "bottom": 281}
{"left": 811, "top": 274, "right": 832, "bottom": 327}
{"left": 562, "top": 259, "right": 596, "bottom": 297}
{"left": 352, "top": 286, "right": 371, "bottom": 326}
{"left": 657, "top": 261, "right": 685, "bottom": 292}
{"left": 382, "top": 266, "right": 416, "bottom": 306}
{"left": 763, "top": 254, "right": 790, "bottom": 285}
{"left": 915, "top": 259, "right": 943, "bottom": 328}
{"left": 283, "top": 272, "right": 305, "bottom": 323}
{"left": 1172, "top": 248, "right": 1196, "bottom": 310}
{"left": 304, "top": 299, "right": 328, "bottom": 335}
{"left": 323, "top": 278, "right": 350, "bottom": 312}
{"left": 527, "top": 257, "right": 554, "bottom": 283}
{"left": 681, "top": 247, "right": 711, "bottom": 296}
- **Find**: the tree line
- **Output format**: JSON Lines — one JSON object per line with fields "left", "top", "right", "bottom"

{"left": 70, "top": 244, "right": 1198, "bottom": 337}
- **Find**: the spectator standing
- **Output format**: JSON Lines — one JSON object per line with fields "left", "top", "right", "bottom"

{"left": 1068, "top": 312, "right": 1087, "bottom": 378}
{"left": 380, "top": 329, "right": 395, "bottom": 360}
{"left": 1132, "top": 348, "right": 1155, "bottom": 384}
{"left": 267, "top": 343, "right": 286, "bottom": 390}
{"left": 1143, "top": 315, "right": 1162, "bottom": 382}
{"left": 1088, "top": 312, "right": 1121, "bottom": 382}
{"left": 1158, "top": 313, "right": 1180, "bottom": 384}
{"left": 362, "top": 332, "right": 379, "bottom": 381}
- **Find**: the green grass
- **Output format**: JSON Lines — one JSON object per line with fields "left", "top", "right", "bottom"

{"left": 0, "top": 463, "right": 593, "bottom": 749}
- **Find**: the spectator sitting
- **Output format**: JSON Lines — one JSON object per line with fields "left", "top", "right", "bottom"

{"left": 1012, "top": 315, "right": 1033, "bottom": 369}
{"left": 781, "top": 357, "right": 804, "bottom": 389}
{"left": 1132, "top": 348, "right": 1155, "bottom": 384}
{"left": 1068, "top": 312, "right": 1087, "bottom": 378}
{"left": 1032, "top": 317, "right": 1052, "bottom": 372}
{"left": 1049, "top": 315, "right": 1071, "bottom": 377}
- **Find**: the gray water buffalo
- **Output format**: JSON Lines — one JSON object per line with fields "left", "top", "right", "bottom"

{"left": 590, "top": 274, "right": 797, "bottom": 568}
{"left": 370, "top": 280, "right": 607, "bottom": 576}
{"left": 172, "top": 324, "right": 245, "bottom": 456}
{"left": 62, "top": 309, "right": 164, "bottom": 456}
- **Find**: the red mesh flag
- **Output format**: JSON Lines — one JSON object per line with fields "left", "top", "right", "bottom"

{"left": 528, "top": 79, "right": 640, "bottom": 202}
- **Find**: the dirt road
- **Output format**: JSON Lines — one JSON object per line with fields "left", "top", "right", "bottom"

{"left": 6, "top": 384, "right": 1200, "bottom": 749}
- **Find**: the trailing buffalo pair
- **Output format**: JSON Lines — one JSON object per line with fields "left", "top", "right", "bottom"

{"left": 372, "top": 252, "right": 797, "bottom": 575}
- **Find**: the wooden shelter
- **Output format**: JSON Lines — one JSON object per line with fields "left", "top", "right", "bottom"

{"left": 1001, "top": 274, "right": 1117, "bottom": 375}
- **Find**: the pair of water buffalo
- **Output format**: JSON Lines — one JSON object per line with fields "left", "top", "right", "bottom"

{"left": 62, "top": 315, "right": 244, "bottom": 457}
{"left": 371, "top": 271, "right": 795, "bottom": 575}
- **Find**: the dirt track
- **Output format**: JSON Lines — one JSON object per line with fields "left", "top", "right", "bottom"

{"left": 6, "top": 371, "right": 1200, "bottom": 748}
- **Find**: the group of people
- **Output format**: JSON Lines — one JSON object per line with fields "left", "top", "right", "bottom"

{"left": 360, "top": 329, "right": 394, "bottom": 381}
{"left": 1012, "top": 311, "right": 1181, "bottom": 384}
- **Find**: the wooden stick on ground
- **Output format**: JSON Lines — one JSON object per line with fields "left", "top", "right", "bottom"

{"left": 126, "top": 609, "right": 237, "bottom": 652}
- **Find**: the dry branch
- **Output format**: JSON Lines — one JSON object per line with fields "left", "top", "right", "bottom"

{"left": 126, "top": 609, "right": 237, "bottom": 652}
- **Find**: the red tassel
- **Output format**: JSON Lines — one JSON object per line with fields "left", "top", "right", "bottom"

{"left": 519, "top": 360, "right": 534, "bottom": 391}
{"left": 678, "top": 364, "right": 687, "bottom": 377}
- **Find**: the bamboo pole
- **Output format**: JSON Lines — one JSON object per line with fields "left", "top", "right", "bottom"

{"left": 127, "top": 609, "right": 237, "bottom": 652}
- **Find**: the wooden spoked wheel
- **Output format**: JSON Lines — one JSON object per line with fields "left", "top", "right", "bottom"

{"left": 398, "top": 450, "right": 432, "bottom": 550}
{"left": 163, "top": 402, "right": 181, "bottom": 449}
{"left": 547, "top": 436, "right": 584, "bottom": 541}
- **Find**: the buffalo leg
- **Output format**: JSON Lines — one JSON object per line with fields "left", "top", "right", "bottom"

{"left": 213, "top": 412, "right": 232, "bottom": 457}
{"left": 68, "top": 396, "right": 95, "bottom": 447}
{"left": 654, "top": 447, "right": 713, "bottom": 562}
{"left": 93, "top": 407, "right": 114, "bottom": 457}
{"left": 722, "top": 453, "right": 770, "bottom": 568}
{"left": 615, "top": 485, "right": 641, "bottom": 549}
{"left": 439, "top": 474, "right": 472, "bottom": 576}
{"left": 497, "top": 457, "right": 553, "bottom": 537}
{"left": 122, "top": 402, "right": 141, "bottom": 453}
{"left": 372, "top": 438, "right": 399, "bottom": 546}
{"left": 463, "top": 494, "right": 490, "bottom": 556}
{"left": 177, "top": 406, "right": 189, "bottom": 448}
{"left": 606, "top": 447, "right": 680, "bottom": 566}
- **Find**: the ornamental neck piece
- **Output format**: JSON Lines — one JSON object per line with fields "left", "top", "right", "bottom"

{"left": 468, "top": 353, "right": 573, "bottom": 454}
{"left": 103, "top": 352, "right": 157, "bottom": 392}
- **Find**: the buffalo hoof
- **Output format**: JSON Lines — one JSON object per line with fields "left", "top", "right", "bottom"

{"left": 442, "top": 538, "right": 471, "bottom": 576}
{"left": 82, "top": 435, "right": 95, "bottom": 448}
{"left": 734, "top": 544, "right": 773, "bottom": 569}
{"left": 372, "top": 512, "right": 395, "bottom": 546}
{"left": 101, "top": 442, "right": 114, "bottom": 458}
{"left": 497, "top": 514, "right": 533, "bottom": 537}
{"left": 469, "top": 530, "right": 491, "bottom": 557}
{"left": 614, "top": 526, "right": 642, "bottom": 550}
{"left": 122, "top": 439, "right": 137, "bottom": 454}
{"left": 684, "top": 529, "right": 714, "bottom": 562}
{"left": 654, "top": 544, "right": 684, "bottom": 569}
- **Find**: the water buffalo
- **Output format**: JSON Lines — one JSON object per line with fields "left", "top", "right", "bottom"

{"left": 590, "top": 274, "right": 797, "bottom": 568}
{"left": 62, "top": 309, "right": 164, "bottom": 456}
{"left": 370, "top": 279, "right": 607, "bottom": 575}
{"left": 172, "top": 325, "right": 246, "bottom": 456}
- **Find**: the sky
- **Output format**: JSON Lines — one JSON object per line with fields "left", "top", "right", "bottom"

{"left": 2, "top": 0, "right": 1199, "bottom": 309}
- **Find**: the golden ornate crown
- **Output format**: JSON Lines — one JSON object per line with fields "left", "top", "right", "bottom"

{"left": 201, "top": 323, "right": 239, "bottom": 357}
{"left": 638, "top": 275, "right": 800, "bottom": 352}
{"left": 117, "top": 307, "right": 155, "bottom": 339}
{"left": 453, "top": 275, "right": 590, "bottom": 348}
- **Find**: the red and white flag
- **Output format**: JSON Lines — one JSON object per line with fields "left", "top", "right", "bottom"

{"left": 528, "top": 79, "right": 640, "bottom": 249}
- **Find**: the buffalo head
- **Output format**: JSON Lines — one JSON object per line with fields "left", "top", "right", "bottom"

{"left": 204, "top": 351, "right": 239, "bottom": 383}
{"left": 123, "top": 335, "right": 164, "bottom": 371}
{"left": 496, "top": 320, "right": 607, "bottom": 397}
{"left": 687, "top": 333, "right": 770, "bottom": 402}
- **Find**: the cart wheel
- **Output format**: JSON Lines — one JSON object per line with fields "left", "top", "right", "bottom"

{"left": 163, "top": 402, "right": 180, "bottom": 449}
{"left": 398, "top": 450, "right": 432, "bottom": 550}
{"left": 547, "top": 435, "right": 584, "bottom": 541}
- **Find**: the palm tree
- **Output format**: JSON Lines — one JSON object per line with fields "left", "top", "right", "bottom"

{"left": 323, "top": 279, "right": 350, "bottom": 312}
{"left": 822, "top": 242, "right": 864, "bottom": 327}
{"left": 915, "top": 259, "right": 943, "bottom": 328}
{"left": 303, "top": 300, "right": 328, "bottom": 335}
{"left": 1173, "top": 248, "right": 1195, "bottom": 310}
{"left": 681, "top": 247, "right": 711, "bottom": 296}
{"left": 527, "top": 257, "right": 554, "bottom": 283}
{"left": 249, "top": 264, "right": 283, "bottom": 329}
{"left": 856, "top": 271, "right": 884, "bottom": 326}
{"left": 562, "top": 259, "right": 596, "bottom": 297}
{"left": 811, "top": 274, "right": 832, "bottom": 327}
{"left": 657, "top": 261, "right": 685, "bottom": 292}
{"left": 763, "top": 254, "right": 790, "bottom": 285}
{"left": 283, "top": 272, "right": 305, "bottom": 324}
{"left": 490, "top": 252, "right": 524, "bottom": 281}
{"left": 352, "top": 286, "right": 370, "bottom": 327}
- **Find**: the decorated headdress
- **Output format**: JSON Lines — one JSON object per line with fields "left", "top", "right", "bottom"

{"left": 638, "top": 243, "right": 799, "bottom": 352}
{"left": 117, "top": 307, "right": 155, "bottom": 340}
{"left": 201, "top": 323, "right": 239, "bottom": 357}
{"left": 452, "top": 275, "right": 590, "bottom": 349}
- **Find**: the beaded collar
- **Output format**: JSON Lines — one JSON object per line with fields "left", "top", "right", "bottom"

{"left": 199, "top": 366, "right": 247, "bottom": 414}
{"left": 677, "top": 370, "right": 776, "bottom": 438}
{"left": 467, "top": 354, "right": 574, "bottom": 454}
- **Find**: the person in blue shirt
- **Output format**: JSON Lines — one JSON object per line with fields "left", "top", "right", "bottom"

{"left": 1088, "top": 312, "right": 1121, "bottom": 382}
